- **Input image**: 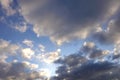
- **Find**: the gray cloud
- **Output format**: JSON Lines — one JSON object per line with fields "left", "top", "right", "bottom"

{"left": 0, "top": 61, "right": 48, "bottom": 80}
{"left": 51, "top": 42, "right": 120, "bottom": 80}
{"left": 51, "top": 54, "right": 120, "bottom": 80}
{"left": 19, "top": 0, "right": 120, "bottom": 45}
{"left": 80, "top": 42, "right": 109, "bottom": 59}
{"left": 92, "top": 11, "right": 120, "bottom": 45}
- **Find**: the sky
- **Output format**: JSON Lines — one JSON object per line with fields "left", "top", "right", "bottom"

{"left": 0, "top": 0, "right": 120, "bottom": 80}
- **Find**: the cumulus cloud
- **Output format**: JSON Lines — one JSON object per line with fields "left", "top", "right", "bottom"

{"left": 19, "top": 0, "right": 120, "bottom": 45}
{"left": 23, "top": 39, "right": 33, "bottom": 47}
{"left": 21, "top": 48, "right": 35, "bottom": 59}
{"left": 36, "top": 49, "right": 61, "bottom": 64}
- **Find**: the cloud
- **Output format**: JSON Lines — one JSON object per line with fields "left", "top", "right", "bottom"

{"left": 55, "top": 54, "right": 87, "bottom": 68}
{"left": 80, "top": 42, "right": 109, "bottom": 59}
{"left": 0, "top": 61, "right": 49, "bottom": 80}
{"left": 50, "top": 42, "right": 120, "bottom": 80}
{"left": 21, "top": 48, "right": 35, "bottom": 59}
{"left": 51, "top": 53, "right": 120, "bottom": 80}
{"left": 0, "top": 0, "right": 16, "bottom": 16}
{"left": 92, "top": 11, "right": 120, "bottom": 45}
{"left": 14, "top": 23, "right": 28, "bottom": 33}
{"left": 36, "top": 49, "right": 61, "bottom": 64}
{"left": 22, "top": 39, "right": 33, "bottom": 47}
{"left": 22, "top": 61, "right": 39, "bottom": 70}
{"left": 0, "top": 39, "right": 19, "bottom": 55}
{"left": 19, "top": 0, "right": 120, "bottom": 45}
{"left": 39, "top": 44, "right": 45, "bottom": 52}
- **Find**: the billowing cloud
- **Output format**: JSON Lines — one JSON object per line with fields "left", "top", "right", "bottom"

{"left": 21, "top": 48, "right": 35, "bottom": 59}
{"left": 19, "top": 0, "right": 120, "bottom": 45}
{"left": 22, "top": 39, "right": 33, "bottom": 47}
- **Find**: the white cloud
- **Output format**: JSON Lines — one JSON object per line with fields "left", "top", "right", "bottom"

{"left": 21, "top": 48, "right": 35, "bottom": 59}
{"left": 23, "top": 39, "right": 33, "bottom": 47}
{"left": 36, "top": 49, "right": 61, "bottom": 64}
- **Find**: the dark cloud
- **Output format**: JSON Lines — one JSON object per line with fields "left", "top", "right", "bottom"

{"left": 51, "top": 55, "right": 120, "bottom": 80}
{"left": 51, "top": 42, "right": 120, "bottom": 80}
{"left": 55, "top": 54, "right": 87, "bottom": 67}
{"left": 19, "top": 0, "right": 120, "bottom": 44}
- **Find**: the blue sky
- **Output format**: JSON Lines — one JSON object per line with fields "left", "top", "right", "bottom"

{"left": 0, "top": 0, "right": 120, "bottom": 80}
